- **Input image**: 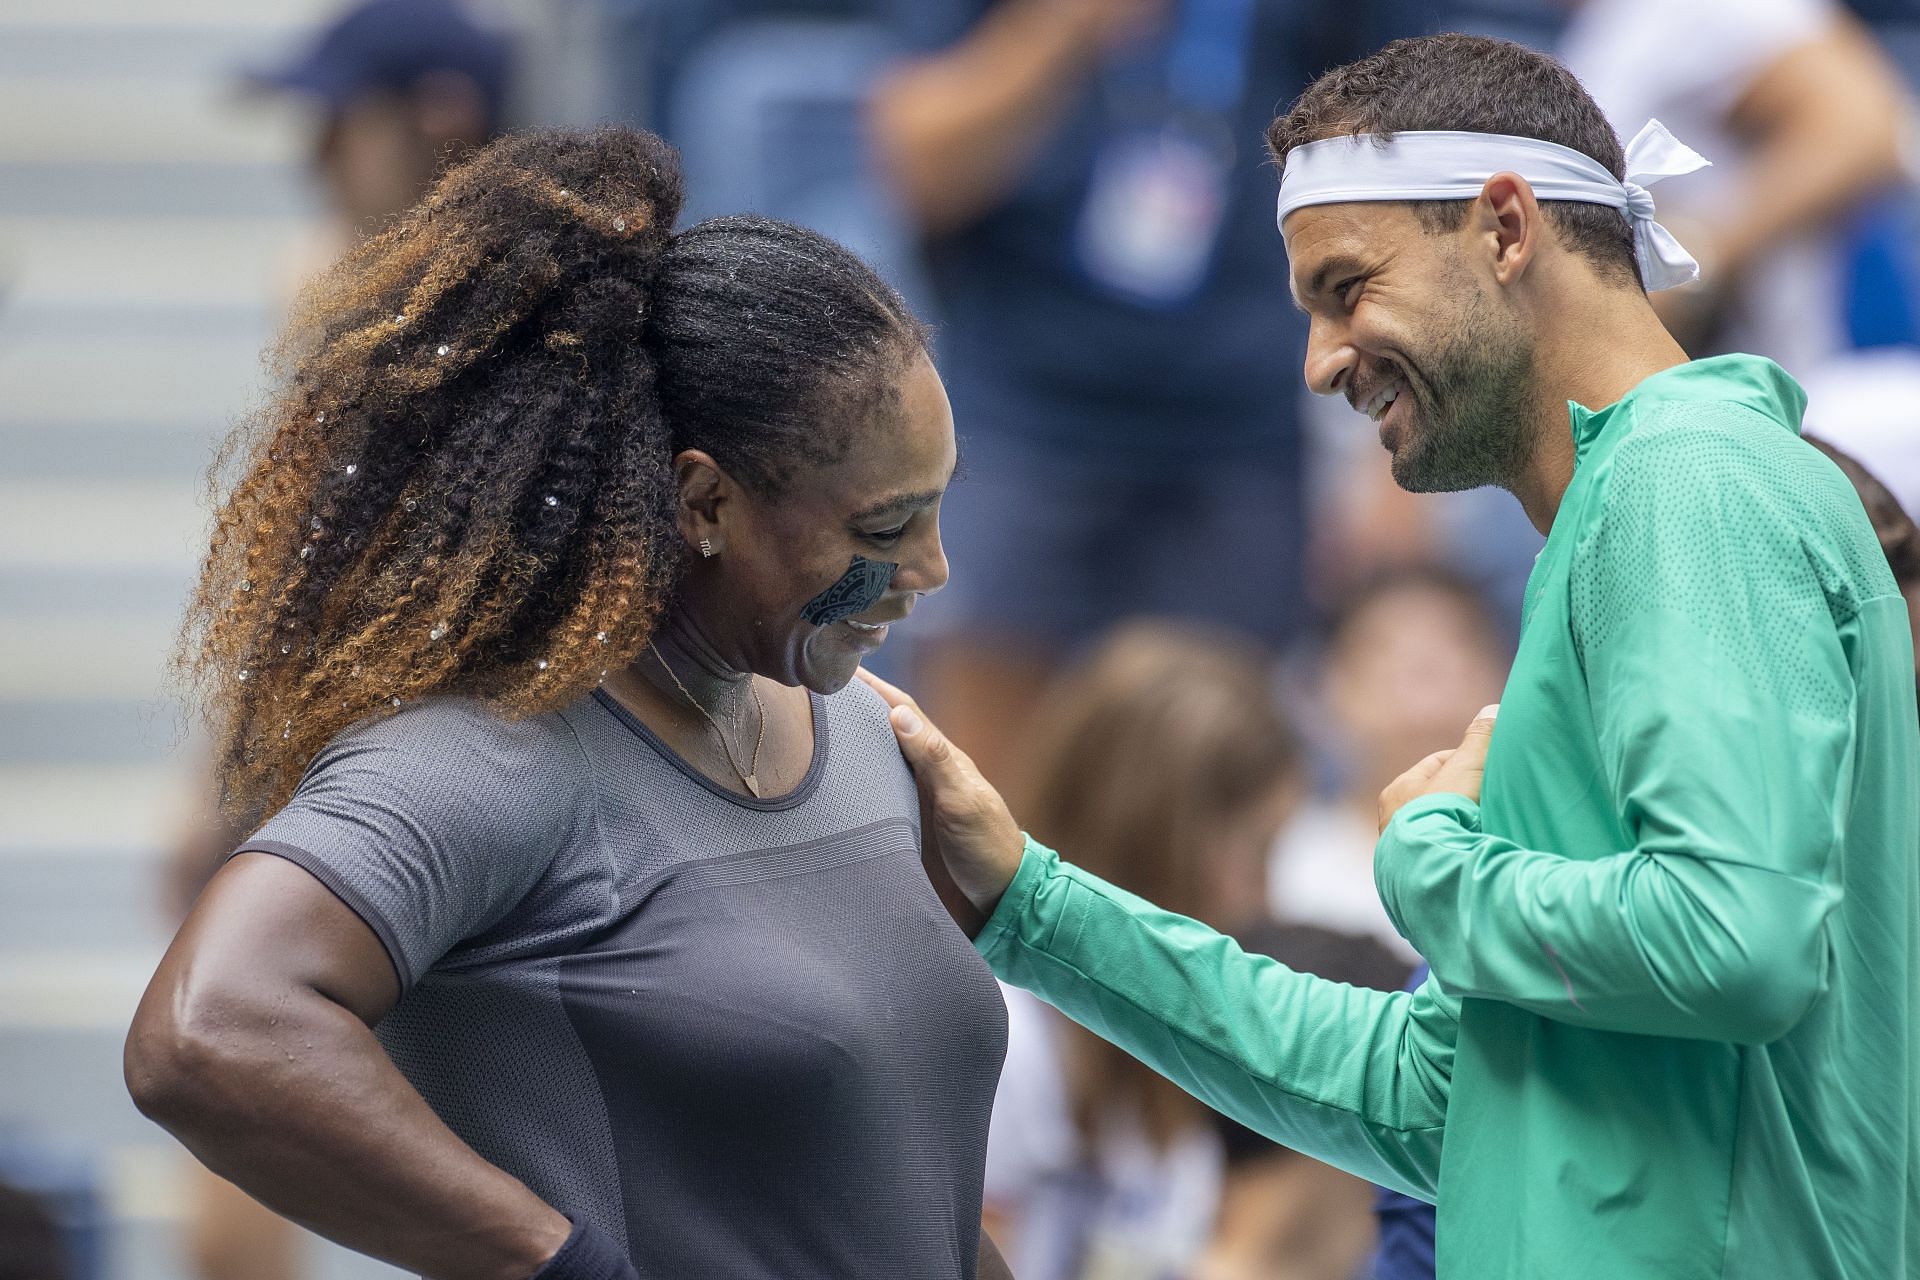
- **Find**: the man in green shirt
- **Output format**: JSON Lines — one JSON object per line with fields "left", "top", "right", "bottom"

{"left": 866, "top": 33, "right": 1920, "bottom": 1279}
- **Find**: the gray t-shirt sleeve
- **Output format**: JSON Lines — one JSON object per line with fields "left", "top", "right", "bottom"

{"left": 239, "top": 700, "right": 591, "bottom": 989}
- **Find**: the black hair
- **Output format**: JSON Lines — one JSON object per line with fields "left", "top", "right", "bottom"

{"left": 651, "top": 213, "right": 930, "bottom": 494}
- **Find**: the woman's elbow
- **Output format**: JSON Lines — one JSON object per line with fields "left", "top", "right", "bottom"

{"left": 124, "top": 984, "right": 264, "bottom": 1133}
{"left": 124, "top": 989, "right": 228, "bottom": 1126}
{"left": 127, "top": 1008, "right": 206, "bottom": 1125}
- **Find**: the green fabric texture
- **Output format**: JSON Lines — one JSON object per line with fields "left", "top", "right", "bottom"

{"left": 975, "top": 355, "right": 1919, "bottom": 1278}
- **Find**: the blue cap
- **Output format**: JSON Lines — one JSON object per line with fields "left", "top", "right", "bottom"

{"left": 244, "top": 0, "right": 513, "bottom": 120}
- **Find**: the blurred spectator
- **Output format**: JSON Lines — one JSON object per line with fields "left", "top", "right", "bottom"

{"left": 597, "top": 1, "right": 928, "bottom": 307}
{"left": 1381, "top": 0, "right": 1567, "bottom": 47}
{"left": 985, "top": 621, "right": 1398, "bottom": 1280}
{"left": 1269, "top": 566, "right": 1509, "bottom": 965}
{"left": 0, "top": 1180, "right": 69, "bottom": 1280}
{"left": 869, "top": 0, "right": 1403, "bottom": 786}
{"left": 1558, "top": 0, "right": 1913, "bottom": 367}
{"left": 244, "top": 0, "right": 514, "bottom": 273}
{"left": 0, "top": 1138, "right": 103, "bottom": 1280}
{"left": 1850, "top": 0, "right": 1920, "bottom": 89}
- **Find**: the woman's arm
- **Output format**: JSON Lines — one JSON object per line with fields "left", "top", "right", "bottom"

{"left": 125, "top": 853, "right": 578, "bottom": 1280}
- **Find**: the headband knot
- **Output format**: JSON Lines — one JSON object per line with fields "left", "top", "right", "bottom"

{"left": 1621, "top": 180, "right": 1657, "bottom": 222}
{"left": 1616, "top": 120, "right": 1712, "bottom": 290}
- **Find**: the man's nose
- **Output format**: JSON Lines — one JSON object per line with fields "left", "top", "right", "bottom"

{"left": 1303, "top": 317, "right": 1358, "bottom": 399}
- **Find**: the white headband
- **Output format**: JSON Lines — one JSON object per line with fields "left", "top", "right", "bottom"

{"left": 1275, "top": 119, "right": 1711, "bottom": 291}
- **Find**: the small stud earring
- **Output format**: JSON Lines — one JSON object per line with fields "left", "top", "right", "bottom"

{"left": 698, "top": 539, "right": 716, "bottom": 559}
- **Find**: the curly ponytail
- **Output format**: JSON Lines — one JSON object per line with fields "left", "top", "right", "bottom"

{"left": 181, "top": 126, "right": 926, "bottom": 816}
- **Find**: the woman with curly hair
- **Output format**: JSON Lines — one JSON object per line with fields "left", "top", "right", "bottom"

{"left": 124, "top": 127, "right": 1010, "bottom": 1280}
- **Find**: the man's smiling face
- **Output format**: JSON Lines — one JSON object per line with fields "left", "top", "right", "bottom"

{"left": 1284, "top": 200, "right": 1537, "bottom": 495}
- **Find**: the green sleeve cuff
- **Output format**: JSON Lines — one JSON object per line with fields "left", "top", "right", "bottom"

{"left": 972, "top": 835, "right": 1055, "bottom": 968}
{"left": 1375, "top": 792, "right": 1481, "bottom": 934}
{"left": 1388, "top": 792, "right": 1482, "bottom": 836}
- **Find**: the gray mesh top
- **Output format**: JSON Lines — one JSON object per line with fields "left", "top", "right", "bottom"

{"left": 241, "top": 681, "right": 1008, "bottom": 1278}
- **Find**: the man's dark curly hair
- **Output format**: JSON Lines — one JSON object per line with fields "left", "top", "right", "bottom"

{"left": 1267, "top": 33, "right": 1642, "bottom": 288}
{"left": 181, "top": 126, "right": 929, "bottom": 814}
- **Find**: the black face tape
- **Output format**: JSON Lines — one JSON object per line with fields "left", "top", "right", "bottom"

{"left": 801, "top": 555, "right": 898, "bottom": 626}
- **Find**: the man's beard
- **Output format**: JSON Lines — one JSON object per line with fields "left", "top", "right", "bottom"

{"left": 1389, "top": 290, "right": 1537, "bottom": 495}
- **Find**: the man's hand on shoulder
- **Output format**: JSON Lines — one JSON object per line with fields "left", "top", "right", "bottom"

{"left": 858, "top": 668, "right": 1026, "bottom": 924}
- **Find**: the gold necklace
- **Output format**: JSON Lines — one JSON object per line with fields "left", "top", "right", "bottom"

{"left": 645, "top": 641, "right": 767, "bottom": 797}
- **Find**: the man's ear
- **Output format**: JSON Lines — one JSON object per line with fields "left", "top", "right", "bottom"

{"left": 1475, "top": 172, "right": 1541, "bottom": 287}
{"left": 674, "top": 449, "right": 735, "bottom": 555}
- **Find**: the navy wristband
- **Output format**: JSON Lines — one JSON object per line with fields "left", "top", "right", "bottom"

{"left": 531, "top": 1216, "right": 637, "bottom": 1280}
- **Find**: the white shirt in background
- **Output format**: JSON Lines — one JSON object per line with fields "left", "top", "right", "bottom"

{"left": 1799, "top": 348, "right": 1920, "bottom": 516}
{"left": 1267, "top": 799, "right": 1422, "bottom": 965}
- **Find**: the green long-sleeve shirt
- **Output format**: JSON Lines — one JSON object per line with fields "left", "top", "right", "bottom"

{"left": 976, "top": 355, "right": 1919, "bottom": 1278}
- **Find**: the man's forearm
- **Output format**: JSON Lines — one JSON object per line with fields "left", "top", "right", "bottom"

{"left": 1377, "top": 795, "right": 1832, "bottom": 1045}
{"left": 977, "top": 839, "right": 1454, "bottom": 1198}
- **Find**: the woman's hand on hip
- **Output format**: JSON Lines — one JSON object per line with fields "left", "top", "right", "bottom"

{"left": 859, "top": 668, "right": 1026, "bottom": 921}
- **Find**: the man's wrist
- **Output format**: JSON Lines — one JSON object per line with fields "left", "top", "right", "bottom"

{"left": 1401, "top": 791, "right": 1481, "bottom": 827}
{"left": 1382, "top": 792, "right": 1482, "bottom": 851}
{"left": 971, "top": 835, "right": 1051, "bottom": 961}
{"left": 1375, "top": 792, "right": 1481, "bottom": 934}
{"left": 968, "top": 828, "right": 1028, "bottom": 919}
